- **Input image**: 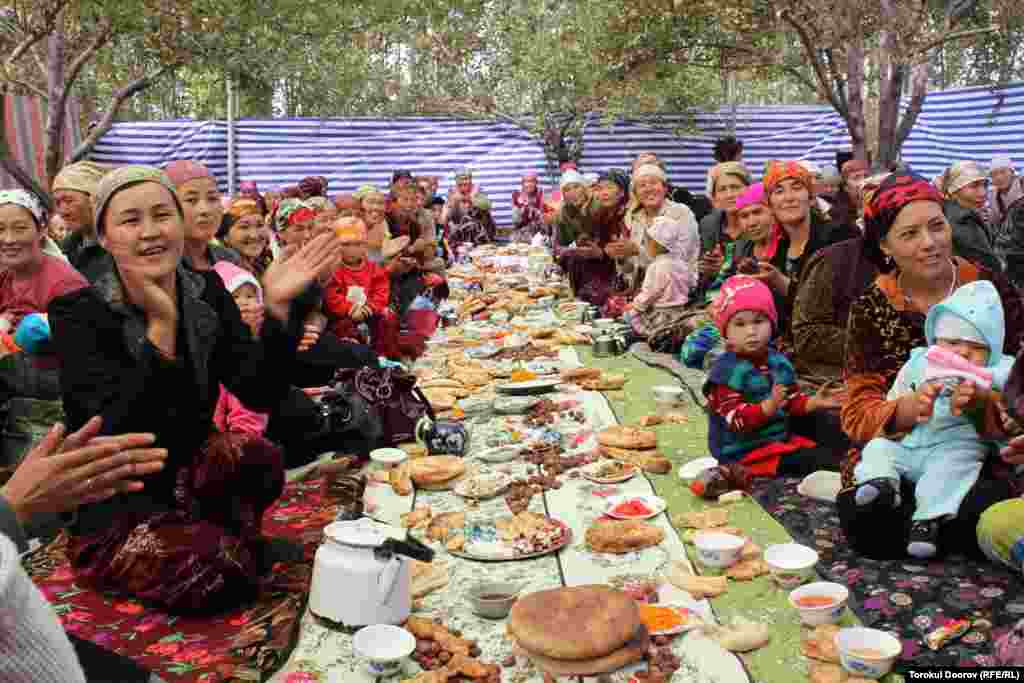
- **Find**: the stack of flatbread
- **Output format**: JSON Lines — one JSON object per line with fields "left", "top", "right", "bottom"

{"left": 597, "top": 426, "right": 671, "bottom": 474}
{"left": 507, "top": 585, "right": 650, "bottom": 676}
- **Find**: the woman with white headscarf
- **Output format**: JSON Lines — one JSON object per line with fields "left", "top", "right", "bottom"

{"left": 611, "top": 163, "right": 699, "bottom": 293}
{"left": 624, "top": 215, "right": 697, "bottom": 338}
{"left": 940, "top": 160, "right": 1002, "bottom": 273}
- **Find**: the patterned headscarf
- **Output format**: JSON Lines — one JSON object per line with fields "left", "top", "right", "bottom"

{"left": 299, "top": 176, "right": 328, "bottom": 198}
{"left": 93, "top": 165, "right": 181, "bottom": 235}
{"left": 940, "top": 160, "right": 987, "bottom": 198}
{"left": 596, "top": 169, "right": 630, "bottom": 198}
{"left": 709, "top": 161, "right": 752, "bottom": 195}
{"left": 0, "top": 189, "right": 44, "bottom": 226}
{"left": 52, "top": 161, "right": 110, "bottom": 196}
{"left": 472, "top": 193, "right": 492, "bottom": 211}
{"left": 287, "top": 207, "right": 316, "bottom": 227}
{"left": 353, "top": 185, "right": 385, "bottom": 201}
{"left": 227, "top": 198, "right": 262, "bottom": 220}
{"left": 305, "top": 196, "right": 332, "bottom": 212}
{"left": 763, "top": 160, "right": 813, "bottom": 197}
{"left": 275, "top": 197, "right": 304, "bottom": 230}
{"left": 164, "top": 160, "right": 214, "bottom": 188}
{"left": 454, "top": 168, "right": 473, "bottom": 182}
{"left": 862, "top": 172, "right": 945, "bottom": 272}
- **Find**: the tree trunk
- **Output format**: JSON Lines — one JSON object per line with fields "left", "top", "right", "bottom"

{"left": 43, "top": 11, "right": 67, "bottom": 191}
{"left": 845, "top": 28, "right": 868, "bottom": 162}
{"left": 893, "top": 61, "right": 929, "bottom": 159}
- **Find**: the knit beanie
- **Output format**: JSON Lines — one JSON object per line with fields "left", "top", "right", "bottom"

{"left": 212, "top": 261, "right": 263, "bottom": 305}
{"left": 0, "top": 534, "right": 86, "bottom": 682}
{"left": 712, "top": 275, "right": 777, "bottom": 334}
{"left": 560, "top": 170, "right": 586, "bottom": 190}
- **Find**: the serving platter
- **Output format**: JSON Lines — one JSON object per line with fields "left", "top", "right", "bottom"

{"left": 448, "top": 519, "right": 572, "bottom": 562}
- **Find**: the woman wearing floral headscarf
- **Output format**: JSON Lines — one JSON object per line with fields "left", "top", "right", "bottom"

{"left": 511, "top": 172, "right": 546, "bottom": 242}
{"left": 219, "top": 198, "right": 274, "bottom": 278}
{"left": 0, "top": 190, "right": 88, "bottom": 402}
{"left": 355, "top": 185, "right": 390, "bottom": 264}
{"left": 939, "top": 160, "right": 1002, "bottom": 273}
{"left": 837, "top": 171, "right": 1024, "bottom": 559}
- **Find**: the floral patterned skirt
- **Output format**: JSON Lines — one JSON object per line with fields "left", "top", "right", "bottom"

{"left": 68, "top": 432, "right": 285, "bottom": 613}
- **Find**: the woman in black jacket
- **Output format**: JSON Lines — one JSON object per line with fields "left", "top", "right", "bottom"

{"left": 48, "top": 165, "right": 342, "bottom": 613}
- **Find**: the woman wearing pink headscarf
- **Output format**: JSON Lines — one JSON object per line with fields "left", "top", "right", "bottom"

{"left": 511, "top": 172, "right": 545, "bottom": 242}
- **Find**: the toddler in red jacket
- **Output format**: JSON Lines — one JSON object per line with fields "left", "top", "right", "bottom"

{"left": 325, "top": 217, "right": 401, "bottom": 358}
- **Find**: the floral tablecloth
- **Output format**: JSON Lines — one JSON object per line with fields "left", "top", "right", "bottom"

{"left": 270, "top": 349, "right": 750, "bottom": 683}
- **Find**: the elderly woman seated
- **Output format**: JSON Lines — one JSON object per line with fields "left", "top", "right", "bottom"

{"left": 553, "top": 170, "right": 629, "bottom": 308}
{"left": 0, "top": 191, "right": 88, "bottom": 406}
{"left": 939, "top": 160, "right": 1002, "bottom": 274}
{"left": 48, "top": 165, "right": 344, "bottom": 612}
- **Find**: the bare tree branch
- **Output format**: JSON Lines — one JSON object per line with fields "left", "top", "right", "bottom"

{"left": 907, "top": 26, "right": 998, "bottom": 59}
{"left": 778, "top": 9, "right": 849, "bottom": 117}
{"left": 63, "top": 18, "right": 112, "bottom": 93}
{"left": 894, "top": 61, "right": 929, "bottom": 151}
{"left": 70, "top": 63, "right": 180, "bottom": 162}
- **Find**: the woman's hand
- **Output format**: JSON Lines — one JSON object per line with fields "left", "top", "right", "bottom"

{"left": 577, "top": 243, "right": 604, "bottom": 260}
{"left": 698, "top": 249, "right": 724, "bottom": 277}
{"left": 262, "top": 233, "right": 344, "bottom": 322}
{"left": 605, "top": 240, "right": 638, "bottom": 259}
{"left": 807, "top": 386, "right": 843, "bottom": 412}
{"left": 0, "top": 416, "right": 167, "bottom": 525}
{"left": 297, "top": 311, "right": 326, "bottom": 351}
{"left": 351, "top": 305, "right": 370, "bottom": 322}
{"left": 120, "top": 265, "right": 177, "bottom": 326}
{"left": 752, "top": 262, "right": 790, "bottom": 294}
{"left": 949, "top": 381, "right": 984, "bottom": 417}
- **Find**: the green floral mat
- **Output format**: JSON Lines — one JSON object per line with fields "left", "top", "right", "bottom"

{"left": 578, "top": 348, "right": 902, "bottom": 683}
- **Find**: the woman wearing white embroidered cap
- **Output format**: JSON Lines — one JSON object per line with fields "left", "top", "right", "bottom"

{"left": 611, "top": 163, "right": 699, "bottom": 292}
{"left": 989, "top": 155, "right": 1024, "bottom": 230}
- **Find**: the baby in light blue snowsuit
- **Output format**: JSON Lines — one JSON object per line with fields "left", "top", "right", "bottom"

{"left": 854, "top": 280, "right": 1015, "bottom": 559}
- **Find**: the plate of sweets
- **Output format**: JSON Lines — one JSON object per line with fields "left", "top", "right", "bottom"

{"left": 605, "top": 495, "right": 667, "bottom": 520}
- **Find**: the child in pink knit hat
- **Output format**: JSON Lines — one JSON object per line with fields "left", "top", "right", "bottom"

{"left": 703, "top": 275, "right": 840, "bottom": 477}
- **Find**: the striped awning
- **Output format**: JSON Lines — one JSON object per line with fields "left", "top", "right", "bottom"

{"left": 88, "top": 82, "right": 1024, "bottom": 225}
{"left": 1, "top": 94, "right": 82, "bottom": 191}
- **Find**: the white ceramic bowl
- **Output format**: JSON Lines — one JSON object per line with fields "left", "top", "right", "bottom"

{"left": 693, "top": 532, "right": 745, "bottom": 568}
{"left": 788, "top": 581, "right": 849, "bottom": 626}
{"left": 652, "top": 385, "right": 686, "bottom": 403}
{"left": 834, "top": 627, "right": 901, "bottom": 679}
{"left": 370, "top": 448, "right": 408, "bottom": 467}
{"left": 353, "top": 624, "right": 416, "bottom": 676}
{"left": 764, "top": 543, "right": 820, "bottom": 588}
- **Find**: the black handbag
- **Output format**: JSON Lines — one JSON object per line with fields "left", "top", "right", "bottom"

{"left": 325, "top": 366, "right": 434, "bottom": 449}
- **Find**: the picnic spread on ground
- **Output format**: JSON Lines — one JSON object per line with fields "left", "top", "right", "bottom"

{"left": 27, "top": 242, "right": 1024, "bottom": 683}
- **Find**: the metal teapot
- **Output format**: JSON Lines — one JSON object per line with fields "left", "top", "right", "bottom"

{"left": 593, "top": 333, "right": 626, "bottom": 357}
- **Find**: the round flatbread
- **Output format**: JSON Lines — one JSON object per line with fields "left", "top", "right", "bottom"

{"left": 597, "top": 426, "right": 658, "bottom": 450}
{"left": 421, "top": 389, "right": 456, "bottom": 411}
{"left": 585, "top": 519, "right": 665, "bottom": 554}
{"left": 512, "top": 626, "right": 649, "bottom": 677}
{"left": 409, "top": 456, "right": 466, "bottom": 486}
{"left": 508, "top": 585, "right": 640, "bottom": 661}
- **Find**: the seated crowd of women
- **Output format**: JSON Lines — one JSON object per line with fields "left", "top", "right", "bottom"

{"left": 4, "top": 151, "right": 1024, "bottom": 681}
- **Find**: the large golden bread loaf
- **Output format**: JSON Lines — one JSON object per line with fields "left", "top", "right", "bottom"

{"left": 507, "top": 585, "right": 640, "bottom": 661}
{"left": 408, "top": 456, "right": 466, "bottom": 486}
{"left": 585, "top": 519, "right": 665, "bottom": 554}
